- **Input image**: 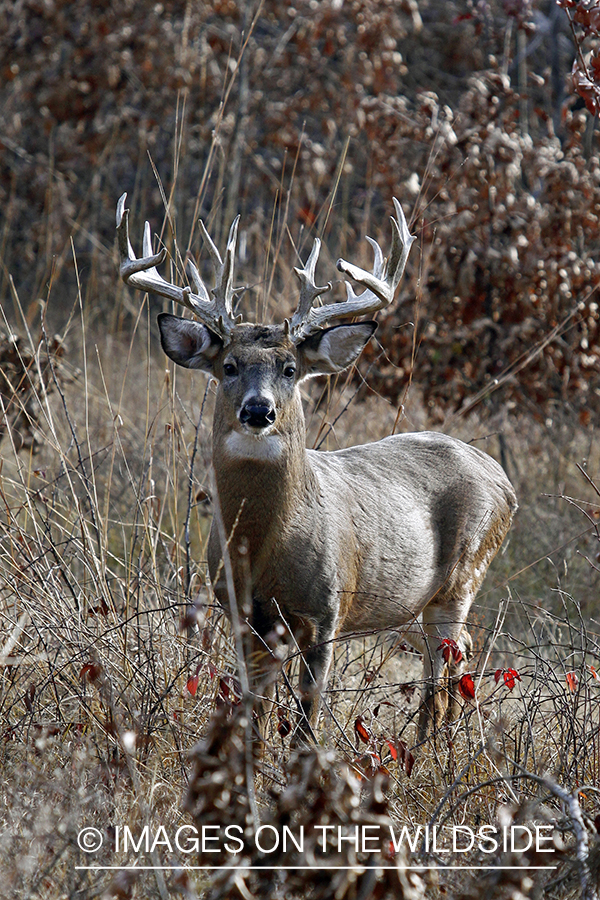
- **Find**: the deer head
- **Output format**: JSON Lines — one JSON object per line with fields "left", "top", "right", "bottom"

{"left": 116, "top": 195, "right": 415, "bottom": 450}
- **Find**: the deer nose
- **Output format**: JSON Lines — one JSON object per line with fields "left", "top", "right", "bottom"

{"left": 239, "top": 401, "right": 276, "bottom": 429}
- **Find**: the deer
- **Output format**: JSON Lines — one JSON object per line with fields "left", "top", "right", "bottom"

{"left": 116, "top": 193, "right": 517, "bottom": 745}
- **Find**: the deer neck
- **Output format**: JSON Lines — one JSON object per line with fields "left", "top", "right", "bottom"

{"left": 211, "top": 392, "right": 315, "bottom": 556}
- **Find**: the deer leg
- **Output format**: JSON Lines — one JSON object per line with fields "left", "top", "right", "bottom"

{"left": 447, "top": 628, "right": 473, "bottom": 724}
{"left": 246, "top": 597, "right": 279, "bottom": 748}
{"left": 292, "top": 619, "right": 335, "bottom": 745}
{"left": 417, "top": 598, "right": 471, "bottom": 741}
{"left": 417, "top": 640, "right": 449, "bottom": 741}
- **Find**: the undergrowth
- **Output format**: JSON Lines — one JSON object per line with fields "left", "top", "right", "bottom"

{"left": 0, "top": 279, "right": 599, "bottom": 898}
{"left": 2, "top": 4, "right": 600, "bottom": 892}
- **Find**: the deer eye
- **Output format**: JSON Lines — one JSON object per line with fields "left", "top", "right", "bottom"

{"left": 283, "top": 364, "right": 296, "bottom": 378}
{"left": 223, "top": 362, "right": 237, "bottom": 377}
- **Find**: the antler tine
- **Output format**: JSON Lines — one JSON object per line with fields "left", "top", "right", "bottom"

{"left": 117, "top": 193, "right": 167, "bottom": 284}
{"left": 116, "top": 193, "right": 237, "bottom": 340}
{"left": 289, "top": 238, "right": 332, "bottom": 333}
{"left": 184, "top": 256, "right": 210, "bottom": 303}
{"left": 197, "top": 215, "right": 241, "bottom": 321}
{"left": 290, "top": 198, "right": 415, "bottom": 342}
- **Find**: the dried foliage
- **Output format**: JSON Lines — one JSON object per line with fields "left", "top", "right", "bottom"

{"left": 3, "top": 2, "right": 600, "bottom": 898}
{"left": 186, "top": 710, "right": 427, "bottom": 900}
{"left": 0, "top": 327, "right": 67, "bottom": 453}
{"left": 2, "top": 0, "right": 599, "bottom": 421}
{"left": 559, "top": 0, "right": 600, "bottom": 114}
{"left": 362, "top": 74, "right": 600, "bottom": 422}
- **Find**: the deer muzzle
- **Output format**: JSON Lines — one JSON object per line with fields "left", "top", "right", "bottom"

{"left": 239, "top": 400, "right": 277, "bottom": 431}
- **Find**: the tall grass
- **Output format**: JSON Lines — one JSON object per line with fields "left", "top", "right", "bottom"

{"left": 1, "top": 73, "right": 600, "bottom": 890}
{"left": 0, "top": 219, "right": 599, "bottom": 897}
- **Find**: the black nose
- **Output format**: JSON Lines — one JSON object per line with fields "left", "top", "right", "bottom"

{"left": 239, "top": 402, "right": 276, "bottom": 429}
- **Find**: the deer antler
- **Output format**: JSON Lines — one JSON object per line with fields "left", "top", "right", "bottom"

{"left": 289, "top": 198, "right": 415, "bottom": 342}
{"left": 116, "top": 193, "right": 240, "bottom": 341}
{"left": 289, "top": 238, "right": 333, "bottom": 335}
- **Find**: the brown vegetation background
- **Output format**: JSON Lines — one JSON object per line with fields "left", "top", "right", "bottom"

{"left": 3, "top": 2, "right": 600, "bottom": 899}
{"left": 2, "top": 0, "right": 600, "bottom": 421}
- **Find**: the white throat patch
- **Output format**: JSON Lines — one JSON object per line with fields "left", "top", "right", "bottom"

{"left": 224, "top": 431, "right": 284, "bottom": 461}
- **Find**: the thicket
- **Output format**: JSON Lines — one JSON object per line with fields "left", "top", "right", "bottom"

{"left": 2, "top": 2, "right": 600, "bottom": 899}
{"left": 2, "top": 0, "right": 600, "bottom": 422}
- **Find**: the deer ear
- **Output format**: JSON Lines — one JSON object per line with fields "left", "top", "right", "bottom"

{"left": 297, "top": 322, "right": 377, "bottom": 378}
{"left": 157, "top": 313, "right": 223, "bottom": 372}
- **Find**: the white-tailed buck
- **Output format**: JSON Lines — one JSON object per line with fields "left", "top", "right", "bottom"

{"left": 116, "top": 194, "right": 517, "bottom": 743}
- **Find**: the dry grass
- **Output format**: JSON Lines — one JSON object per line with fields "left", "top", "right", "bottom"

{"left": 3, "top": 2, "right": 600, "bottom": 895}
{"left": 0, "top": 270, "right": 599, "bottom": 898}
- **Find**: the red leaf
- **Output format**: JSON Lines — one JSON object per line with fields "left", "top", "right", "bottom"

{"left": 207, "top": 662, "right": 218, "bottom": 680}
{"left": 566, "top": 671, "right": 579, "bottom": 692}
{"left": 386, "top": 738, "right": 414, "bottom": 776}
{"left": 80, "top": 663, "right": 102, "bottom": 682}
{"left": 590, "top": 665, "right": 598, "bottom": 680}
{"left": 299, "top": 206, "right": 317, "bottom": 227}
{"left": 217, "top": 675, "right": 242, "bottom": 707}
{"left": 186, "top": 675, "right": 199, "bottom": 697}
{"left": 25, "top": 683, "right": 35, "bottom": 712}
{"left": 458, "top": 673, "right": 476, "bottom": 700}
{"left": 353, "top": 751, "right": 387, "bottom": 778}
{"left": 90, "top": 598, "right": 109, "bottom": 617}
{"left": 354, "top": 716, "right": 371, "bottom": 744}
{"left": 495, "top": 668, "right": 521, "bottom": 691}
{"left": 403, "top": 744, "right": 415, "bottom": 777}
{"left": 277, "top": 716, "right": 292, "bottom": 738}
{"left": 437, "top": 638, "right": 462, "bottom": 664}
{"left": 503, "top": 668, "right": 521, "bottom": 691}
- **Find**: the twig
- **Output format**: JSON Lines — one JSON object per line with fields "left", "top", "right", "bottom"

{"left": 208, "top": 468, "right": 259, "bottom": 829}
{"left": 184, "top": 382, "right": 210, "bottom": 601}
